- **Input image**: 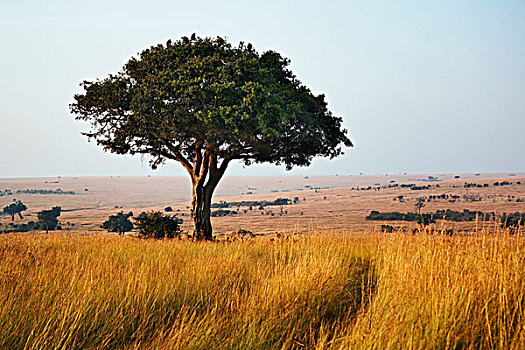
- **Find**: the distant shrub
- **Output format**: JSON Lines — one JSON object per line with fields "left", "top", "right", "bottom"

{"left": 164, "top": 206, "right": 173, "bottom": 212}
{"left": 367, "top": 209, "right": 497, "bottom": 225}
{"left": 212, "top": 198, "right": 291, "bottom": 209}
{"left": 0, "top": 221, "right": 41, "bottom": 233}
{"left": 134, "top": 211, "right": 182, "bottom": 239}
{"left": 37, "top": 206, "right": 61, "bottom": 233}
{"left": 27, "top": 221, "right": 39, "bottom": 230}
{"left": 366, "top": 211, "right": 433, "bottom": 225}
{"left": 0, "top": 189, "right": 13, "bottom": 197}
{"left": 500, "top": 213, "right": 524, "bottom": 229}
{"left": 211, "top": 209, "right": 237, "bottom": 217}
{"left": 15, "top": 189, "right": 75, "bottom": 195}
{"left": 416, "top": 215, "right": 435, "bottom": 226}
{"left": 381, "top": 225, "right": 394, "bottom": 233}
{"left": 410, "top": 185, "right": 431, "bottom": 190}
{"left": 102, "top": 211, "right": 134, "bottom": 235}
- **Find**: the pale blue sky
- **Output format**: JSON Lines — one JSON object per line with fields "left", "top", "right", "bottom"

{"left": 1, "top": 0, "right": 524, "bottom": 177}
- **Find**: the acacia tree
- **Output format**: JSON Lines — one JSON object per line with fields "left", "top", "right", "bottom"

{"left": 70, "top": 35, "right": 352, "bottom": 240}
{"left": 101, "top": 211, "right": 134, "bottom": 236}
{"left": 37, "top": 206, "right": 61, "bottom": 234}
{"left": 3, "top": 200, "right": 27, "bottom": 221}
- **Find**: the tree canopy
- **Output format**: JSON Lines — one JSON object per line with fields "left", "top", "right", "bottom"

{"left": 3, "top": 200, "right": 27, "bottom": 221}
{"left": 37, "top": 206, "right": 61, "bottom": 233}
{"left": 70, "top": 35, "right": 352, "bottom": 239}
{"left": 101, "top": 211, "right": 134, "bottom": 235}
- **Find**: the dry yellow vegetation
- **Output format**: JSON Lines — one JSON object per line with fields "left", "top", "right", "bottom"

{"left": 0, "top": 231, "right": 523, "bottom": 349}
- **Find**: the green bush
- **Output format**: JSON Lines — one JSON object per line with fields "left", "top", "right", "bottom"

{"left": 211, "top": 209, "right": 237, "bottom": 217}
{"left": 367, "top": 209, "right": 496, "bottom": 224}
{"left": 500, "top": 213, "right": 524, "bottom": 229}
{"left": 102, "top": 212, "right": 133, "bottom": 235}
{"left": 381, "top": 225, "right": 394, "bottom": 233}
{"left": 37, "top": 207, "right": 61, "bottom": 233}
{"left": 134, "top": 211, "right": 182, "bottom": 239}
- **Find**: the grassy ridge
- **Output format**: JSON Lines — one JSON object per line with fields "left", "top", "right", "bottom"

{"left": 344, "top": 234, "right": 525, "bottom": 349}
{"left": 0, "top": 232, "right": 523, "bottom": 349}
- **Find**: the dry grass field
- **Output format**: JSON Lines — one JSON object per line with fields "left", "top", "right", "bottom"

{"left": 0, "top": 231, "right": 523, "bottom": 349}
{"left": 1, "top": 173, "right": 524, "bottom": 349}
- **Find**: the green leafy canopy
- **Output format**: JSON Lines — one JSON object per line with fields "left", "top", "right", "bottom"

{"left": 70, "top": 35, "right": 352, "bottom": 173}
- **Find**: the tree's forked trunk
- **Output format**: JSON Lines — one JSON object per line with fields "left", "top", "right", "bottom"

{"left": 192, "top": 182, "right": 214, "bottom": 240}
{"left": 190, "top": 156, "right": 227, "bottom": 241}
{"left": 181, "top": 147, "right": 230, "bottom": 241}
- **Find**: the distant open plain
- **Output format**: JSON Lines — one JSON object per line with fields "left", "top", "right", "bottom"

{"left": 1, "top": 172, "right": 524, "bottom": 235}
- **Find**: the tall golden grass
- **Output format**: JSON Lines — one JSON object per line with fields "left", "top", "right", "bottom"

{"left": 0, "top": 231, "right": 523, "bottom": 349}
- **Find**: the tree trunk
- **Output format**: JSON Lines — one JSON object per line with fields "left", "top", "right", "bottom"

{"left": 192, "top": 183, "right": 214, "bottom": 240}
{"left": 184, "top": 149, "right": 230, "bottom": 241}
{"left": 10, "top": 214, "right": 14, "bottom": 221}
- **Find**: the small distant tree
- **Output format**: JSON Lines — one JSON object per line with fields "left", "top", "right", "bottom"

{"left": 134, "top": 211, "right": 182, "bottom": 239}
{"left": 37, "top": 206, "right": 61, "bottom": 233}
{"left": 3, "top": 200, "right": 27, "bottom": 221}
{"left": 415, "top": 198, "right": 425, "bottom": 215}
{"left": 416, "top": 214, "right": 435, "bottom": 226}
{"left": 102, "top": 211, "right": 133, "bottom": 235}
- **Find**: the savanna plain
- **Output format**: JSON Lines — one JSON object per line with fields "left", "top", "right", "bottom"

{"left": 1, "top": 173, "right": 524, "bottom": 349}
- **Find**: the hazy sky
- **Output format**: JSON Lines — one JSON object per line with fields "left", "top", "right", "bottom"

{"left": 1, "top": 0, "right": 524, "bottom": 178}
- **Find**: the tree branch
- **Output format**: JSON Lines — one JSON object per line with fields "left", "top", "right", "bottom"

{"left": 218, "top": 146, "right": 258, "bottom": 160}
{"left": 196, "top": 146, "right": 212, "bottom": 186}
{"left": 193, "top": 140, "right": 204, "bottom": 177}
{"left": 149, "top": 132, "right": 193, "bottom": 174}
{"left": 204, "top": 153, "right": 227, "bottom": 193}
{"left": 163, "top": 141, "right": 193, "bottom": 174}
{"left": 219, "top": 156, "right": 231, "bottom": 174}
